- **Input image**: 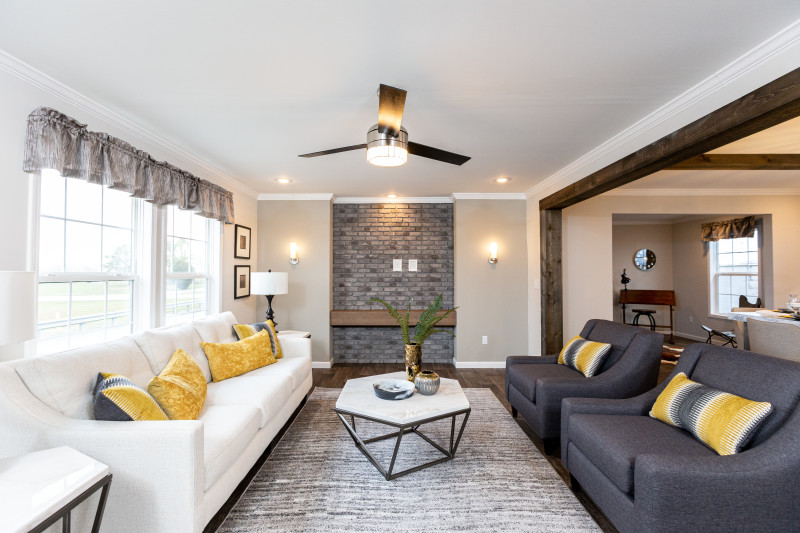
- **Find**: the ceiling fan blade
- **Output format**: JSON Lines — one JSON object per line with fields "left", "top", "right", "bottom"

{"left": 407, "top": 142, "right": 471, "bottom": 166}
{"left": 298, "top": 144, "right": 367, "bottom": 158}
{"left": 377, "top": 84, "right": 407, "bottom": 136}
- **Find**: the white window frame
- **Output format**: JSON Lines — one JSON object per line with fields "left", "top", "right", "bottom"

{"left": 31, "top": 172, "right": 149, "bottom": 355}
{"left": 708, "top": 224, "right": 762, "bottom": 319}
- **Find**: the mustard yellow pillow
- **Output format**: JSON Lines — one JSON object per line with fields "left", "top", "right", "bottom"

{"left": 558, "top": 335, "right": 612, "bottom": 377}
{"left": 201, "top": 330, "right": 276, "bottom": 382}
{"left": 147, "top": 349, "right": 207, "bottom": 420}
{"left": 232, "top": 320, "right": 283, "bottom": 359}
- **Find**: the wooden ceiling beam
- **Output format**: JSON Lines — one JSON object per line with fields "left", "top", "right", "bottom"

{"left": 669, "top": 153, "right": 800, "bottom": 170}
{"left": 539, "top": 67, "right": 800, "bottom": 210}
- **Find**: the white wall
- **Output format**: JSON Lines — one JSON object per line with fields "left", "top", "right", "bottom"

{"left": 611, "top": 223, "right": 674, "bottom": 323}
{"left": 0, "top": 68, "right": 258, "bottom": 360}
{"left": 454, "top": 199, "right": 528, "bottom": 365}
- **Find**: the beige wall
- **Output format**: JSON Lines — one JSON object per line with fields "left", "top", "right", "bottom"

{"left": 256, "top": 200, "right": 332, "bottom": 364}
{"left": 0, "top": 68, "right": 258, "bottom": 360}
{"left": 562, "top": 194, "right": 800, "bottom": 341}
{"left": 454, "top": 199, "right": 528, "bottom": 364}
{"left": 222, "top": 192, "right": 260, "bottom": 325}
{"left": 611, "top": 223, "right": 674, "bottom": 323}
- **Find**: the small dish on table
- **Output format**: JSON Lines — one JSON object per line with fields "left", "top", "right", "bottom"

{"left": 373, "top": 379, "right": 415, "bottom": 400}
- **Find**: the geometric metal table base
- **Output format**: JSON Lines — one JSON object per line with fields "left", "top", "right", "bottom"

{"left": 29, "top": 474, "right": 112, "bottom": 533}
{"left": 335, "top": 407, "right": 471, "bottom": 480}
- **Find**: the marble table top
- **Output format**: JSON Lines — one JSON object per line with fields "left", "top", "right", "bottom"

{"left": 0, "top": 446, "right": 109, "bottom": 533}
{"left": 727, "top": 310, "right": 800, "bottom": 328}
{"left": 335, "top": 371, "right": 470, "bottom": 425}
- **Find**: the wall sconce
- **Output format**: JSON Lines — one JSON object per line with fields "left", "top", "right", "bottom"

{"left": 488, "top": 242, "right": 498, "bottom": 264}
{"left": 289, "top": 242, "right": 299, "bottom": 265}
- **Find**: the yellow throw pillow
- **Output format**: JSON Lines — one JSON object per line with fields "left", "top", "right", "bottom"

{"left": 201, "top": 330, "right": 276, "bottom": 382}
{"left": 650, "top": 372, "right": 773, "bottom": 455}
{"left": 232, "top": 320, "right": 283, "bottom": 359}
{"left": 147, "top": 349, "right": 207, "bottom": 420}
{"left": 94, "top": 373, "right": 168, "bottom": 421}
{"left": 557, "top": 335, "right": 612, "bottom": 377}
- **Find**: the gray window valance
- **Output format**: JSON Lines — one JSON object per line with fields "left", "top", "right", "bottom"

{"left": 23, "top": 107, "right": 234, "bottom": 224}
{"left": 701, "top": 216, "right": 756, "bottom": 242}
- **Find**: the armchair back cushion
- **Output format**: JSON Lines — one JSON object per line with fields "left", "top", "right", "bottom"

{"left": 579, "top": 319, "right": 645, "bottom": 374}
{"left": 668, "top": 343, "right": 800, "bottom": 448}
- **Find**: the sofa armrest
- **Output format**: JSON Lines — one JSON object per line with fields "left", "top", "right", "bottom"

{"left": 280, "top": 337, "right": 311, "bottom": 359}
{"left": 0, "top": 366, "right": 204, "bottom": 533}
{"left": 506, "top": 355, "right": 559, "bottom": 365}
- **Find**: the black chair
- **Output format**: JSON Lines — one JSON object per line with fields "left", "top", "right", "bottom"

{"left": 505, "top": 319, "right": 663, "bottom": 454}
{"left": 701, "top": 324, "right": 736, "bottom": 347}
{"left": 738, "top": 295, "right": 763, "bottom": 308}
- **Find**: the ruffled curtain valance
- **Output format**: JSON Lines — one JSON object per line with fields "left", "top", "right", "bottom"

{"left": 23, "top": 107, "right": 235, "bottom": 224}
{"left": 701, "top": 216, "right": 756, "bottom": 242}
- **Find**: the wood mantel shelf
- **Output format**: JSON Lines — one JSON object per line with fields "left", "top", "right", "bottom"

{"left": 330, "top": 310, "right": 457, "bottom": 327}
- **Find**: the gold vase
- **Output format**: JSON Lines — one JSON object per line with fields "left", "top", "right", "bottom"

{"left": 405, "top": 344, "right": 422, "bottom": 381}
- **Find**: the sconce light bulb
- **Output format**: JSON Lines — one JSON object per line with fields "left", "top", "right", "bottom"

{"left": 489, "top": 242, "right": 498, "bottom": 264}
{"left": 289, "top": 242, "right": 299, "bottom": 264}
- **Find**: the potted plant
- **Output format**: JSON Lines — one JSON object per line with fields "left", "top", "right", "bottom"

{"left": 370, "top": 294, "right": 457, "bottom": 381}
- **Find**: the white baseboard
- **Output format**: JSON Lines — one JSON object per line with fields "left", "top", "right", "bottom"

{"left": 311, "top": 360, "right": 332, "bottom": 369}
{"left": 674, "top": 331, "right": 707, "bottom": 343}
{"left": 454, "top": 361, "right": 506, "bottom": 369}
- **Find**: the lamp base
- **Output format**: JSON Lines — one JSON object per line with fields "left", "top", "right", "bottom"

{"left": 265, "top": 294, "right": 278, "bottom": 331}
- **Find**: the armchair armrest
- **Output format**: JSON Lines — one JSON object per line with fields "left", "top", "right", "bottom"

{"left": 506, "top": 355, "right": 558, "bottom": 365}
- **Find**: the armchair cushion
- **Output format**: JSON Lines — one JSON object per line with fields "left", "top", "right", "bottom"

{"left": 568, "top": 414, "right": 714, "bottom": 495}
{"left": 507, "top": 361, "right": 582, "bottom": 402}
{"left": 558, "top": 335, "right": 611, "bottom": 377}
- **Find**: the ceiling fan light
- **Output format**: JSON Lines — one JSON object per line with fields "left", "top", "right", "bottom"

{"left": 367, "top": 145, "right": 408, "bottom": 167}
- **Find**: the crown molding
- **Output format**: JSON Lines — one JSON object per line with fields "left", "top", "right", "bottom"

{"left": 604, "top": 188, "right": 800, "bottom": 197}
{"left": 525, "top": 19, "right": 800, "bottom": 201}
{"left": 257, "top": 193, "right": 335, "bottom": 201}
{"left": 0, "top": 49, "right": 259, "bottom": 199}
{"left": 333, "top": 196, "right": 451, "bottom": 204}
{"left": 450, "top": 193, "right": 527, "bottom": 200}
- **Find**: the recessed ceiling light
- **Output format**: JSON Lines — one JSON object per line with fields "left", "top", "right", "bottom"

{"left": 495, "top": 177, "right": 510, "bottom": 184}
{"left": 387, "top": 194, "right": 397, "bottom": 199}
{"left": 276, "top": 177, "right": 291, "bottom": 184}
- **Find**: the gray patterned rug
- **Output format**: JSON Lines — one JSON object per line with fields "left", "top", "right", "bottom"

{"left": 218, "top": 388, "right": 600, "bottom": 532}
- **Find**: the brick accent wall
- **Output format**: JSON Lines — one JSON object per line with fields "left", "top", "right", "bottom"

{"left": 332, "top": 203, "right": 455, "bottom": 364}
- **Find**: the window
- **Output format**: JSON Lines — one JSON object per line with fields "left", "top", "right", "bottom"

{"left": 165, "top": 206, "right": 217, "bottom": 325}
{"left": 37, "top": 170, "right": 139, "bottom": 354}
{"left": 709, "top": 228, "right": 760, "bottom": 315}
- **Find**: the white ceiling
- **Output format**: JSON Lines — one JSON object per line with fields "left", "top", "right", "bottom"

{"left": 2, "top": 1, "right": 800, "bottom": 197}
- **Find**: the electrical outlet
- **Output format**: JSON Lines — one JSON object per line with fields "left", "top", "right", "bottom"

{"left": 482, "top": 336, "right": 488, "bottom": 345}
{"left": 393, "top": 259, "right": 402, "bottom": 271}
{"left": 689, "top": 315, "right": 694, "bottom": 323}
{"left": 408, "top": 259, "right": 418, "bottom": 272}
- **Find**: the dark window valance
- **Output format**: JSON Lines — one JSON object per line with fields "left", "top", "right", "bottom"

{"left": 701, "top": 216, "right": 756, "bottom": 242}
{"left": 23, "top": 107, "right": 234, "bottom": 224}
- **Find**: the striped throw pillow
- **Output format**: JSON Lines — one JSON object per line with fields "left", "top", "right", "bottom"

{"left": 93, "top": 373, "right": 168, "bottom": 421}
{"left": 233, "top": 320, "right": 283, "bottom": 359}
{"left": 650, "top": 372, "right": 773, "bottom": 455}
{"left": 557, "top": 335, "right": 612, "bottom": 377}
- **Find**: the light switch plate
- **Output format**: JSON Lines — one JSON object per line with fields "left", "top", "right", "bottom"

{"left": 408, "top": 259, "right": 418, "bottom": 272}
{"left": 393, "top": 259, "right": 402, "bottom": 271}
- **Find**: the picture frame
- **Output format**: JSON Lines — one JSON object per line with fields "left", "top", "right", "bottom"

{"left": 234, "top": 265, "right": 251, "bottom": 299}
{"left": 234, "top": 224, "right": 251, "bottom": 259}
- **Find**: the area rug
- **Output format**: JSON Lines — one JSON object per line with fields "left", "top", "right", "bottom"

{"left": 662, "top": 344, "right": 683, "bottom": 363}
{"left": 218, "top": 388, "right": 600, "bottom": 532}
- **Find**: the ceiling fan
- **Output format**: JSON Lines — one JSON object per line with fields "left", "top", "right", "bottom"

{"left": 298, "top": 84, "right": 471, "bottom": 167}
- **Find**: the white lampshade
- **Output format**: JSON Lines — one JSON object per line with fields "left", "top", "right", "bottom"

{"left": 250, "top": 271, "right": 288, "bottom": 295}
{"left": 0, "top": 271, "right": 36, "bottom": 345}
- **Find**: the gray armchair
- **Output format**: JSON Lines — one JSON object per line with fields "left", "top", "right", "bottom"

{"left": 505, "top": 319, "right": 663, "bottom": 453}
{"left": 562, "top": 343, "right": 800, "bottom": 533}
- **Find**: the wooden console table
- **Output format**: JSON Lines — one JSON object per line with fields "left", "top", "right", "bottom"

{"left": 619, "top": 289, "right": 676, "bottom": 343}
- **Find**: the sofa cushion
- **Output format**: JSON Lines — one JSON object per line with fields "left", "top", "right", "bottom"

{"left": 201, "top": 331, "right": 277, "bottom": 382}
{"left": 147, "top": 349, "right": 208, "bottom": 420}
{"left": 193, "top": 311, "right": 238, "bottom": 344}
{"left": 558, "top": 335, "right": 611, "bottom": 377}
{"left": 93, "top": 372, "right": 168, "bottom": 421}
{"left": 568, "top": 414, "right": 714, "bottom": 495}
{"left": 132, "top": 323, "right": 212, "bottom": 383}
{"left": 200, "top": 405, "right": 261, "bottom": 491}
{"left": 506, "top": 362, "right": 582, "bottom": 402}
{"left": 245, "top": 356, "right": 311, "bottom": 391}
{"left": 650, "top": 372, "right": 773, "bottom": 455}
{"left": 205, "top": 373, "right": 293, "bottom": 427}
{"left": 14, "top": 336, "right": 154, "bottom": 419}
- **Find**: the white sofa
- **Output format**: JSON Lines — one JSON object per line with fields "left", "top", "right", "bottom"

{"left": 0, "top": 312, "right": 312, "bottom": 533}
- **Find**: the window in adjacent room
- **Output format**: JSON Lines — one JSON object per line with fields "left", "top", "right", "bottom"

{"left": 36, "top": 170, "right": 141, "bottom": 354}
{"left": 164, "top": 205, "right": 219, "bottom": 325}
{"left": 709, "top": 228, "right": 760, "bottom": 316}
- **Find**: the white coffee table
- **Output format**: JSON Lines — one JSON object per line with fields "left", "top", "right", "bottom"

{"left": 334, "top": 371, "right": 471, "bottom": 480}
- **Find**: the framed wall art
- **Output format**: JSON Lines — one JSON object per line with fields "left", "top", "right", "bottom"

{"left": 234, "top": 224, "right": 251, "bottom": 259}
{"left": 234, "top": 265, "right": 251, "bottom": 299}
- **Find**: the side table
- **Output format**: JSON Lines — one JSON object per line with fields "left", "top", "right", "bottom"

{"left": 276, "top": 330, "right": 311, "bottom": 338}
{"left": 0, "top": 446, "right": 112, "bottom": 533}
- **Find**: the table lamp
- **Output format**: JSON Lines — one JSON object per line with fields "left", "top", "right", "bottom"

{"left": 0, "top": 271, "right": 36, "bottom": 346}
{"left": 250, "top": 270, "right": 288, "bottom": 329}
